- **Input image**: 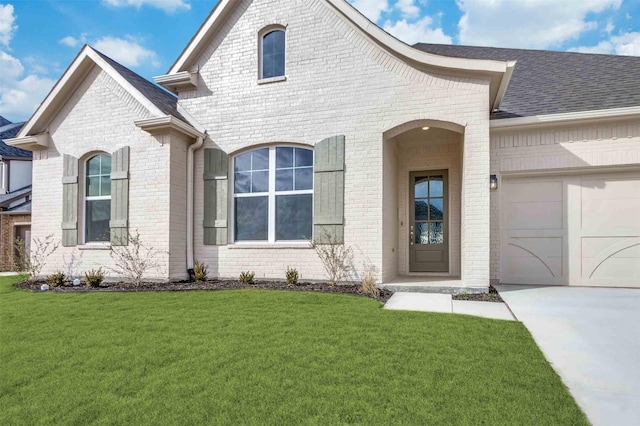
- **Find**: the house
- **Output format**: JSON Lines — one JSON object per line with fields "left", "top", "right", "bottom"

{"left": 7, "top": 0, "right": 640, "bottom": 289}
{"left": 0, "top": 117, "right": 32, "bottom": 271}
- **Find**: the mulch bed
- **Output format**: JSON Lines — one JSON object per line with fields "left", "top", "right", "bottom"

{"left": 17, "top": 280, "right": 503, "bottom": 304}
{"left": 16, "top": 279, "right": 394, "bottom": 303}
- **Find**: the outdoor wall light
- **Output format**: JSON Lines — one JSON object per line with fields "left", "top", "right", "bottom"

{"left": 422, "top": 126, "right": 430, "bottom": 130}
{"left": 490, "top": 174, "right": 498, "bottom": 190}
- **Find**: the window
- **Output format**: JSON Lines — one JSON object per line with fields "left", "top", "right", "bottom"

{"left": 260, "top": 29, "right": 285, "bottom": 79}
{"left": 84, "top": 154, "right": 111, "bottom": 242}
{"left": 233, "top": 146, "right": 313, "bottom": 242}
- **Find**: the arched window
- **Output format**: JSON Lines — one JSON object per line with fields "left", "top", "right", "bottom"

{"left": 260, "top": 29, "right": 285, "bottom": 79}
{"left": 85, "top": 154, "right": 111, "bottom": 242}
{"left": 233, "top": 146, "right": 313, "bottom": 242}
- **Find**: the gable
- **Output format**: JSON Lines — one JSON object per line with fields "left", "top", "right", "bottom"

{"left": 157, "top": 0, "right": 512, "bottom": 109}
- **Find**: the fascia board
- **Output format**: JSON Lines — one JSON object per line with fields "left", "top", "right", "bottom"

{"left": 490, "top": 106, "right": 640, "bottom": 131}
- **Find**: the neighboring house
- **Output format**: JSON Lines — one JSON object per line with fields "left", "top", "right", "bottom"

{"left": 7, "top": 0, "right": 640, "bottom": 289}
{"left": 0, "top": 117, "right": 32, "bottom": 271}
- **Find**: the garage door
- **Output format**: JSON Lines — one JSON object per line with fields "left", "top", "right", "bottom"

{"left": 501, "top": 171, "right": 640, "bottom": 287}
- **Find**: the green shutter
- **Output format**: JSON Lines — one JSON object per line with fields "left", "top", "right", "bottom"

{"left": 61, "top": 154, "right": 78, "bottom": 247}
{"left": 313, "top": 135, "right": 345, "bottom": 243}
{"left": 110, "top": 146, "right": 130, "bottom": 246}
{"left": 203, "top": 148, "right": 228, "bottom": 245}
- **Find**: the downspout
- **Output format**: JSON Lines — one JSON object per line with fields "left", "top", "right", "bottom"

{"left": 186, "top": 135, "right": 205, "bottom": 276}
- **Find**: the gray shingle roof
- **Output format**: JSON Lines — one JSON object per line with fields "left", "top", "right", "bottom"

{"left": 0, "top": 116, "right": 11, "bottom": 127}
{"left": 413, "top": 43, "right": 640, "bottom": 119}
{"left": 0, "top": 122, "right": 31, "bottom": 158}
{"left": 93, "top": 49, "right": 186, "bottom": 122}
{"left": 0, "top": 185, "right": 31, "bottom": 208}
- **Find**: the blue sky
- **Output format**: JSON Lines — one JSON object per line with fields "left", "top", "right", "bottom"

{"left": 1, "top": 0, "right": 640, "bottom": 122}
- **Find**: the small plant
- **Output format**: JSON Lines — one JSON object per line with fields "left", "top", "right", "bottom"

{"left": 310, "top": 230, "right": 354, "bottom": 286}
{"left": 85, "top": 268, "right": 105, "bottom": 288}
{"left": 108, "top": 230, "right": 163, "bottom": 286}
{"left": 285, "top": 267, "right": 299, "bottom": 286}
{"left": 47, "top": 271, "right": 66, "bottom": 288}
{"left": 13, "top": 234, "right": 60, "bottom": 280}
{"left": 239, "top": 271, "right": 255, "bottom": 284}
{"left": 359, "top": 269, "right": 379, "bottom": 298}
{"left": 193, "top": 260, "right": 208, "bottom": 282}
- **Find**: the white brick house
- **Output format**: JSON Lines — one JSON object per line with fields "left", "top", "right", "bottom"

{"left": 8, "top": 0, "right": 640, "bottom": 289}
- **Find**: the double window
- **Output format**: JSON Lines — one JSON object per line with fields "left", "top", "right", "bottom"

{"left": 85, "top": 154, "right": 111, "bottom": 243}
{"left": 233, "top": 146, "right": 313, "bottom": 242}
{"left": 260, "top": 28, "right": 285, "bottom": 79}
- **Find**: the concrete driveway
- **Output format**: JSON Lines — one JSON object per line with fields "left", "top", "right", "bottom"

{"left": 496, "top": 285, "right": 640, "bottom": 426}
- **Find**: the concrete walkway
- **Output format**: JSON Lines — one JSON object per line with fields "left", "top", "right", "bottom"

{"left": 384, "top": 292, "right": 515, "bottom": 321}
{"left": 496, "top": 285, "right": 640, "bottom": 426}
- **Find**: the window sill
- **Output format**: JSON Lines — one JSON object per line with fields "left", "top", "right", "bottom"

{"left": 228, "top": 242, "right": 311, "bottom": 250}
{"left": 78, "top": 243, "right": 111, "bottom": 251}
{"left": 257, "top": 75, "right": 287, "bottom": 85}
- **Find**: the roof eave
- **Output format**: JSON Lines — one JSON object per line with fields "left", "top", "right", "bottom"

{"left": 4, "top": 133, "right": 50, "bottom": 151}
{"left": 134, "top": 116, "right": 206, "bottom": 140}
{"left": 490, "top": 106, "right": 640, "bottom": 131}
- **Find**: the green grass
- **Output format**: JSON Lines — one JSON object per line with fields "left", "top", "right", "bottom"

{"left": 0, "top": 275, "right": 587, "bottom": 425}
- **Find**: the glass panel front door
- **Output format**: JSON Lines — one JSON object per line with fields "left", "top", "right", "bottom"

{"left": 409, "top": 170, "right": 449, "bottom": 272}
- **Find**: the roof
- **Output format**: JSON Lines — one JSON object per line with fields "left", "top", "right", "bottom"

{"left": 0, "top": 116, "right": 11, "bottom": 127}
{"left": 0, "top": 185, "right": 31, "bottom": 206}
{"left": 94, "top": 50, "right": 185, "bottom": 122}
{"left": 413, "top": 43, "right": 640, "bottom": 119}
{"left": 0, "top": 200, "right": 31, "bottom": 215}
{"left": 0, "top": 122, "right": 31, "bottom": 158}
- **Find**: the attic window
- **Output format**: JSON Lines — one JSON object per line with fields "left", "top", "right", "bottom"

{"left": 260, "top": 27, "right": 286, "bottom": 80}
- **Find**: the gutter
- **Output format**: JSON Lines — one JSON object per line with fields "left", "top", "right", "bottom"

{"left": 491, "top": 105, "right": 640, "bottom": 130}
{"left": 186, "top": 135, "right": 205, "bottom": 275}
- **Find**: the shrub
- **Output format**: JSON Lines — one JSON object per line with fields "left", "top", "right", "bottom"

{"left": 108, "top": 230, "right": 163, "bottom": 286}
{"left": 285, "top": 267, "right": 299, "bottom": 286}
{"left": 13, "top": 234, "right": 60, "bottom": 280}
{"left": 85, "top": 268, "right": 105, "bottom": 288}
{"left": 359, "top": 270, "right": 379, "bottom": 298}
{"left": 193, "top": 260, "right": 208, "bottom": 282}
{"left": 310, "top": 230, "right": 353, "bottom": 286}
{"left": 47, "top": 271, "right": 66, "bottom": 288}
{"left": 239, "top": 271, "right": 255, "bottom": 284}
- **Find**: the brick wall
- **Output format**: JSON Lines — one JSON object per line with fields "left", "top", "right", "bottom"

{"left": 0, "top": 214, "right": 30, "bottom": 271}
{"left": 490, "top": 118, "right": 640, "bottom": 282}
{"left": 179, "top": 0, "right": 492, "bottom": 285}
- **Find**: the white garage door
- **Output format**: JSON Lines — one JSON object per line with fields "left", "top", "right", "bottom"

{"left": 501, "top": 171, "right": 640, "bottom": 287}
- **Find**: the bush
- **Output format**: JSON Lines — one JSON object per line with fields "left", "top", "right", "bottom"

{"left": 85, "top": 268, "right": 105, "bottom": 288}
{"left": 13, "top": 234, "right": 60, "bottom": 280}
{"left": 47, "top": 272, "right": 66, "bottom": 288}
{"left": 285, "top": 267, "right": 299, "bottom": 286}
{"left": 193, "top": 260, "right": 208, "bottom": 282}
{"left": 310, "top": 230, "right": 353, "bottom": 286}
{"left": 239, "top": 271, "right": 255, "bottom": 284}
{"left": 108, "top": 230, "right": 163, "bottom": 286}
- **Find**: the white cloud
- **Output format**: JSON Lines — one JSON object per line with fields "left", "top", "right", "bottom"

{"left": 349, "top": 0, "right": 389, "bottom": 22}
{"left": 384, "top": 16, "right": 452, "bottom": 45}
{"left": 571, "top": 32, "right": 640, "bottom": 56}
{"left": 0, "top": 51, "right": 55, "bottom": 121}
{"left": 59, "top": 36, "right": 79, "bottom": 47}
{"left": 102, "top": 0, "right": 190, "bottom": 14}
{"left": 457, "top": 0, "right": 622, "bottom": 49}
{"left": 396, "top": 0, "right": 420, "bottom": 19}
{"left": 0, "top": 4, "right": 17, "bottom": 47}
{"left": 93, "top": 36, "right": 160, "bottom": 68}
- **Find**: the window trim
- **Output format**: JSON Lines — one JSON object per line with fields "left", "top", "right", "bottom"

{"left": 82, "top": 153, "right": 112, "bottom": 244}
{"left": 258, "top": 25, "right": 287, "bottom": 82}
{"left": 231, "top": 145, "right": 314, "bottom": 244}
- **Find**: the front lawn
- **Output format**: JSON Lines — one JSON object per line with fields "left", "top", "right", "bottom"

{"left": 0, "top": 276, "right": 587, "bottom": 425}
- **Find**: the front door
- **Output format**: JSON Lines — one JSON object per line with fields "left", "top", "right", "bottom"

{"left": 409, "top": 170, "right": 448, "bottom": 272}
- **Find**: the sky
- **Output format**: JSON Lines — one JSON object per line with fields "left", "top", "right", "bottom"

{"left": 1, "top": 0, "right": 640, "bottom": 122}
